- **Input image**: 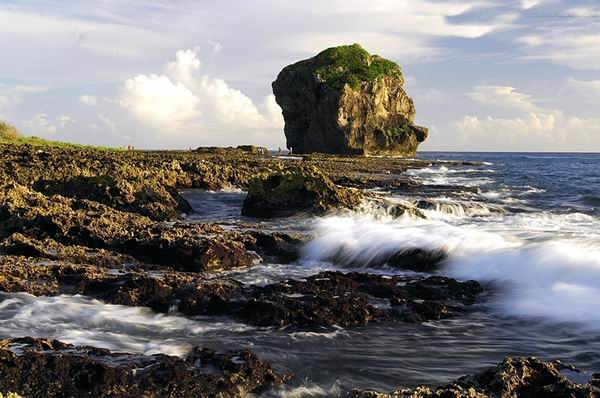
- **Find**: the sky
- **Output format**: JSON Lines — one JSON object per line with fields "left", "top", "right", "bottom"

{"left": 1, "top": 0, "right": 600, "bottom": 152}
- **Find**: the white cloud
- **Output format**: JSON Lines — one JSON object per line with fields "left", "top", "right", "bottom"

{"left": 79, "top": 95, "right": 98, "bottom": 106}
{"left": 469, "top": 85, "right": 539, "bottom": 111}
{"left": 566, "top": 77, "right": 600, "bottom": 96}
{"left": 450, "top": 111, "right": 600, "bottom": 151}
{"left": 166, "top": 49, "right": 201, "bottom": 87}
{"left": 119, "top": 49, "right": 283, "bottom": 144}
{"left": 58, "top": 115, "right": 74, "bottom": 127}
{"left": 518, "top": 29, "right": 600, "bottom": 70}
{"left": 98, "top": 113, "right": 116, "bottom": 132}
{"left": 119, "top": 73, "right": 200, "bottom": 130}
{"left": 24, "top": 113, "right": 58, "bottom": 136}
{"left": 207, "top": 39, "right": 222, "bottom": 53}
{"left": 425, "top": 83, "right": 600, "bottom": 151}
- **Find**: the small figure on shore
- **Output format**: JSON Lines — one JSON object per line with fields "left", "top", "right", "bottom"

{"left": 278, "top": 147, "right": 282, "bottom": 155}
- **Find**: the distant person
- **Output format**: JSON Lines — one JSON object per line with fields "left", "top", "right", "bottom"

{"left": 278, "top": 147, "right": 282, "bottom": 155}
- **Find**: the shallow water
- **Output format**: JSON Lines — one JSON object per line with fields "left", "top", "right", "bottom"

{"left": 1, "top": 152, "right": 600, "bottom": 396}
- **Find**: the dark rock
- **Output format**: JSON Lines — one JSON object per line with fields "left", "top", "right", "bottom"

{"left": 348, "top": 357, "right": 600, "bottom": 397}
{"left": 272, "top": 44, "right": 428, "bottom": 156}
{"left": 33, "top": 174, "right": 193, "bottom": 221}
{"left": 0, "top": 337, "right": 287, "bottom": 398}
{"left": 241, "top": 165, "right": 364, "bottom": 217}
{"left": 0, "top": 183, "right": 262, "bottom": 273}
{"left": 0, "top": 257, "right": 482, "bottom": 329}
{"left": 194, "top": 145, "right": 269, "bottom": 157}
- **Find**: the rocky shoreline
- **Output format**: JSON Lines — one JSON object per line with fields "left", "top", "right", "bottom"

{"left": 0, "top": 144, "right": 597, "bottom": 397}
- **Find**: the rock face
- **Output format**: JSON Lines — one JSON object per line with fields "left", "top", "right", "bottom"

{"left": 242, "top": 165, "right": 364, "bottom": 217}
{"left": 272, "top": 44, "right": 428, "bottom": 156}
{"left": 0, "top": 337, "right": 287, "bottom": 398}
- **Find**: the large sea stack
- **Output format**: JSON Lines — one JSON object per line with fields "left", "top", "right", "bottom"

{"left": 272, "top": 44, "right": 428, "bottom": 156}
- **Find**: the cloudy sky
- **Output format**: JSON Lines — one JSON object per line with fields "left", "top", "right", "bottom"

{"left": 1, "top": 0, "right": 600, "bottom": 151}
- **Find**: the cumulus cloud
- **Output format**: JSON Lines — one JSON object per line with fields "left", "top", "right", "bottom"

{"left": 425, "top": 84, "right": 600, "bottom": 151}
{"left": 24, "top": 113, "right": 58, "bottom": 135}
{"left": 97, "top": 113, "right": 116, "bottom": 132}
{"left": 119, "top": 49, "right": 283, "bottom": 144}
{"left": 450, "top": 111, "right": 600, "bottom": 151}
{"left": 469, "top": 85, "right": 539, "bottom": 111}
{"left": 79, "top": 95, "right": 98, "bottom": 106}
{"left": 120, "top": 74, "right": 200, "bottom": 130}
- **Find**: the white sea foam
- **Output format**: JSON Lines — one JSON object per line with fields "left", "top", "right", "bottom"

{"left": 302, "top": 210, "right": 600, "bottom": 328}
{"left": 290, "top": 326, "right": 349, "bottom": 340}
{"left": 445, "top": 239, "right": 600, "bottom": 328}
{"left": 264, "top": 383, "right": 342, "bottom": 398}
{"left": 301, "top": 216, "right": 518, "bottom": 266}
{"left": 0, "top": 293, "right": 252, "bottom": 356}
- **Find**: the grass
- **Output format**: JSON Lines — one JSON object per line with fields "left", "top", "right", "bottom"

{"left": 314, "top": 43, "right": 402, "bottom": 90}
{"left": 0, "top": 135, "right": 122, "bottom": 151}
{"left": 0, "top": 121, "right": 20, "bottom": 141}
{"left": 0, "top": 120, "right": 121, "bottom": 151}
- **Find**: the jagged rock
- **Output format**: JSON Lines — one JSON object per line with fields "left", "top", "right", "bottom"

{"left": 0, "top": 337, "right": 287, "bottom": 398}
{"left": 0, "top": 257, "right": 482, "bottom": 328}
{"left": 272, "top": 44, "right": 428, "bottom": 156}
{"left": 194, "top": 145, "right": 269, "bottom": 156}
{"left": 348, "top": 357, "right": 600, "bottom": 398}
{"left": 33, "top": 175, "right": 193, "bottom": 221}
{"left": 0, "top": 183, "right": 274, "bottom": 272}
{"left": 241, "top": 165, "right": 364, "bottom": 217}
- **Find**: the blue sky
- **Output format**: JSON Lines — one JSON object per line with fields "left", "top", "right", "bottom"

{"left": 1, "top": 0, "right": 600, "bottom": 151}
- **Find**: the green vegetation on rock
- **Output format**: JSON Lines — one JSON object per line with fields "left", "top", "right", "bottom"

{"left": 314, "top": 44, "right": 402, "bottom": 90}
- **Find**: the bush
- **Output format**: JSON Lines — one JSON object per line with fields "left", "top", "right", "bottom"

{"left": 0, "top": 121, "right": 21, "bottom": 141}
{"left": 314, "top": 44, "right": 402, "bottom": 90}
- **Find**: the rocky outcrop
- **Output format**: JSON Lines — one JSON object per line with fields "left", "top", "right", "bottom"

{"left": 0, "top": 337, "right": 287, "bottom": 398}
{"left": 242, "top": 165, "right": 364, "bottom": 217}
{"left": 348, "top": 357, "right": 600, "bottom": 398}
{"left": 0, "top": 256, "right": 482, "bottom": 328}
{"left": 0, "top": 183, "right": 306, "bottom": 272}
{"left": 272, "top": 44, "right": 428, "bottom": 156}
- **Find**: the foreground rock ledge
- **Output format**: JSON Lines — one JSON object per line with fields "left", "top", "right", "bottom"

{"left": 273, "top": 43, "right": 428, "bottom": 156}
{"left": 0, "top": 337, "right": 287, "bottom": 398}
{"left": 348, "top": 357, "right": 600, "bottom": 398}
{"left": 0, "top": 256, "right": 482, "bottom": 328}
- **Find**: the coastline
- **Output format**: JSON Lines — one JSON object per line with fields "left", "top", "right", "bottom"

{"left": 0, "top": 143, "right": 598, "bottom": 397}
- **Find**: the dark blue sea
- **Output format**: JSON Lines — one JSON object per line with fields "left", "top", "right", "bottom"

{"left": 0, "top": 152, "right": 598, "bottom": 396}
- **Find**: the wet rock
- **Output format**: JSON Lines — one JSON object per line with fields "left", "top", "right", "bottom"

{"left": 272, "top": 44, "right": 428, "bottom": 156}
{"left": 230, "top": 272, "right": 482, "bottom": 327}
{"left": 0, "top": 183, "right": 262, "bottom": 272}
{"left": 387, "top": 249, "right": 447, "bottom": 272}
{"left": 33, "top": 174, "right": 193, "bottom": 221}
{"left": 241, "top": 165, "right": 364, "bottom": 217}
{"left": 348, "top": 357, "right": 600, "bottom": 398}
{"left": 0, "top": 233, "right": 137, "bottom": 268}
{"left": 0, "top": 257, "right": 481, "bottom": 329}
{"left": 0, "top": 337, "right": 288, "bottom": 398}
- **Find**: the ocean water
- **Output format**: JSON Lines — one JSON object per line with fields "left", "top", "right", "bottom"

{"left": 1, "top": 152, "right": 599, "bottom": 396}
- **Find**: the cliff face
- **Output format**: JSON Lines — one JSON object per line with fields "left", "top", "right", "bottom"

{"left": 272, "top": 44, "right": 428, "bottom": 156}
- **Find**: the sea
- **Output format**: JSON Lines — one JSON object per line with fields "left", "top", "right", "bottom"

{"left": 0, "top": 152, "right": 599, "bottom": 396}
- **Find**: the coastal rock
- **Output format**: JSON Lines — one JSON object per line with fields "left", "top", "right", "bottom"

{"left": 195, "top": 145, "right": 269, "bottom": 156}
{"left": 0, "top": 257, "right": 482, "bottom": 328}
{"left": 0, "top": 183, "right": 266, "bottom": 272}
{"left": 348, "top": 357, "right": 600, "bottom": 398}
{"left": 272, "top": 44, "right": 428, "bottom": 156}
{"left": 33, "top": 174, "right": 192, "bottom": 221}
{"left": 0, "top": 337, "right": 287, "bottom": 398}
{"left": 184, "top": 271, "right": 482, "bottom": 327}
{"left": 241, "top": 165, "right": 364, "bottom": 217}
